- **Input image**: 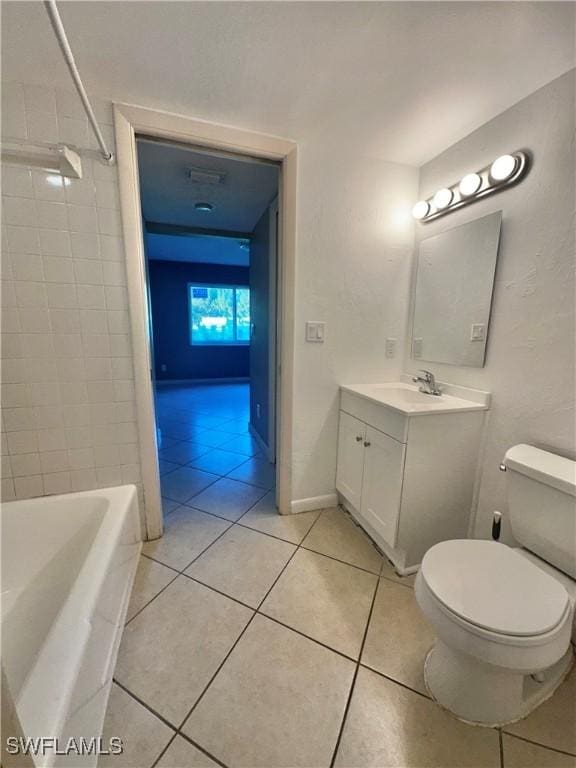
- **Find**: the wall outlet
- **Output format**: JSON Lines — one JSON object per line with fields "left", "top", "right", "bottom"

{"left": 385, "top": 338, "right": 396, "bottom": 358}
{"left": 161, "top": 364, "right": 167, "bottom": 372}
{"left": 306, "top": 321, "right": 325, "bottom": 342}
{"left": 413, "top": 338, "right": 423, "bottom": 358}
{"left": 256, "top": 403, "right": 261, "bottom": 419}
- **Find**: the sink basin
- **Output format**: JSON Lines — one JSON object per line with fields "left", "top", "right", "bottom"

{"left": 340, "top": 382, "right": 489, "bottom": 415}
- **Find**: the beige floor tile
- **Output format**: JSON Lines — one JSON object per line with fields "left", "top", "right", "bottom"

{"left": 361, "top": 578, "right": 434, "bottom": 694}
{"left": 185, "top": 525, "right": 296, "bottom": 607}
{"left": 381, "top": 557, "right": 416, "bottom": 587}
{"left": 334, "top": 667, "right": 500, "bottom": 768}
{"left": 302, "top": 507, "right": 382, "bottom": 574}
{"left": 183, "top": 614, "right": 355, "bottom": 768}
{"left": 98, "top": 683, "right": 173, "bottom": 768}
{"left": 156, "top": 736, "right": 219, "bottom": 768}
{"left": 261, "top": 549, "right": 377, "bottom": 658}
{"left": 239, "top": 491, "right": 320, "bottom": 543}
{"left": 142, "top": 505, "right": 231, "bottom": 570}
{"left": 505, "top": 665, "right": 576, "bottom": 755}
{"left": 190, "top": 477, "right": 268, "bottom": 521}
{"left": 502, "top": 735, "right": 576, "bottom": 767}
{"left": 126, "top": 556, "right": 177, "bottom": 622}
{"left": 115, "top": 576, "right": 252, "bottom": 725}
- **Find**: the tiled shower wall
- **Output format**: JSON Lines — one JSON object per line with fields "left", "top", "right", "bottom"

{"left": 1, "top": 82, "right": 143, "bottom": 505}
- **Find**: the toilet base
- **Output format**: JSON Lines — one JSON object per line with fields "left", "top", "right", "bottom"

{"left": 424, "top": 640, "right": 574, "bottom": 727}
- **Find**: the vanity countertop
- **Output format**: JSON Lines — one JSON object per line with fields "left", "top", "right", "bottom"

{"left": 340, "top": 381, "right": 490, "bottom": 416}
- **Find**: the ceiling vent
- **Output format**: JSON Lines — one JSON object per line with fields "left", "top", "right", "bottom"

{"left": 188, "top": 166, "right": 226, "bottom": 185}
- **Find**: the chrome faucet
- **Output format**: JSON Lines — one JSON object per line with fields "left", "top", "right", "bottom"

{"left": 412, "top": 369, "right": 442, "bottom": 396}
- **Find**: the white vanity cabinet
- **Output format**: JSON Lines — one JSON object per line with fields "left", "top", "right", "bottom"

{"left": 336, "top": 383, "right": 488, "bottom": 574}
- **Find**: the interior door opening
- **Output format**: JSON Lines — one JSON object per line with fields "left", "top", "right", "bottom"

{"left": 136, "top": 136, "right": 281, "bottom": 523}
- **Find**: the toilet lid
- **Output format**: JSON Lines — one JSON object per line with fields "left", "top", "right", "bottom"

{"left": 420, "top": 540, "right": 570, "bottom": 637}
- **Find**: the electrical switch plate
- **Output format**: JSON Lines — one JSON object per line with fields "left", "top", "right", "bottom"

{"left": 385, "top": 338, "right": 396, "bottom": 358}
{"left": 413, "top": 338, "right": 423, "bottom": 358}
{"left": 306, "top": 321, "right": 325, "bottom": 342}
{"left": 470, "top": 323, "right": 486, "bottom": 341}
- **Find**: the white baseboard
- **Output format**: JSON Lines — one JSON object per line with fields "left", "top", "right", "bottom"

{"left": 290, "top": 493, "right": 338, "bottom": 514}
{"left": 248, "top": 423, "right": 271, "bottom": 461}
{"left": 155, "top": 377, "right": 250, "bottom": 386}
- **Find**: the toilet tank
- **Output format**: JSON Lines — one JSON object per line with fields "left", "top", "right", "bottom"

{"left": 505, "top": 444, "right": 576, "bottom": 579}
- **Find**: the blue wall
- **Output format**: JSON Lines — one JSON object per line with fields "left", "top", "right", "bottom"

{"left": 149, "top": 260, "right": 250, "bottom": 381}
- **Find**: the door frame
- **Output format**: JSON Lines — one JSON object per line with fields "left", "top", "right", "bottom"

{"left": 114, "top": 103, "right": 297, "bottom": 540}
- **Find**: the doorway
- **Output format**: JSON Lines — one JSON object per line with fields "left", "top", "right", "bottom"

{"left": 114, "top": 103, "right": 297, "bottom": 540}
{"left": 136, "top": 136, "right": 280, "bottom": 526}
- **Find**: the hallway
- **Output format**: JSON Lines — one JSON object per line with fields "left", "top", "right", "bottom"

{"left": 154, "top": 383, "right": 274, "bottom": 512}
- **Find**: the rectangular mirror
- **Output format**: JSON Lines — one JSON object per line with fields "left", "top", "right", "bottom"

{"left": 411, "top": 211, "right": 502, "bottom": 367}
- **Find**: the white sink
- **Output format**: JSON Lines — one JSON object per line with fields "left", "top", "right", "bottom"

{"left": 340, "top": 381, "right": 489, "bottom": 415}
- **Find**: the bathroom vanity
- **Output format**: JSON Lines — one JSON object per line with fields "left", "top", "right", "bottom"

{"left": 336, "top": 380, "right": 490, "bottom": 574}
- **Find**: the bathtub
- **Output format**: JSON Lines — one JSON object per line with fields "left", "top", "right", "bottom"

{"left": 1, "top": 485, "right": 142, "bottom": 767}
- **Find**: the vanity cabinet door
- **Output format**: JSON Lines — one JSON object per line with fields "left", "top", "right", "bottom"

{"left": 336, "top": 411, "right": 366, "bottom": 511}
{"left": 360, "top": 426, "right": 405, "bottom": 548}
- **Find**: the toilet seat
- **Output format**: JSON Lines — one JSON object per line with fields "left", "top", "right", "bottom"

{"left": 420, "top": 540, "right": 570, "bottom": 638}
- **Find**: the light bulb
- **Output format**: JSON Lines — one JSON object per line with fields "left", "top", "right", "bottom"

{"left": 433, "top": 188, "right": 453, "bottom": 210}
{"left": 490, "top": 154, "right": 517, "bottom": 182}
{"left": 412, "top": 200, "right": 430, "bottom": 220}
{"left": 459, "top": 173, "right": 482, "bottom": 197}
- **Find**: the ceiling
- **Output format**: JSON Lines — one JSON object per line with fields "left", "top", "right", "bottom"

{"left": 2, "top": 2, "right": 574, "bottom": 166}
{"left": 137, "top": 139, "right": 279, "bottom": 234}
{"left": 146, "top": 232, "right": 250, "bottom": 268}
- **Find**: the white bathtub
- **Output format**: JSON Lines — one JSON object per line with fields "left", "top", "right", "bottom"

{"left": 1, "top": 485, "right": 142, "bottom": 767}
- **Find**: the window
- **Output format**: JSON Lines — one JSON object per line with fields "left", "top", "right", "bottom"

{"left": 189, "top": 285, "right": 250, "bottom": 345}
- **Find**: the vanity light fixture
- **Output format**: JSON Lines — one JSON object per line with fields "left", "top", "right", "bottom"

{"left": 459, "top": 172, "right": 482, "bottom": 197}
{"left": 490, "top": 154, "right": 517, "bottom": 182}
{"left": 412, "top": 200, "right": 430, "bottom": 220}
{"left": 433, "top": 188, "right": 453, "bottom": 209}
{"left": 413, "top": 150, "right": 529, "bottom": 222}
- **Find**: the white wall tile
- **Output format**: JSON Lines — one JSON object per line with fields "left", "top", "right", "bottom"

{"left": 14, "top": 475, "right": 43, "bottom": 499}
{"left": 3, "top": 196, "right": 37, "bottom": 227}
{"left": 37, "top": 201, "right": 68, "bottom": 230}
{"left": 6, "top": 225, "right": 40, "bottom": 254}
{"left": 40, "top": 228, "right": 71, "bottom": 257}
{"left": 70, "top": 231, "right": 100, "bottom": 260}
{"left": 42, "top": 256, "right": 75, "bottom": 283}
{"left": 43, "top": 471, "right": 72, "bottom": 495}
{"left": 68, "top": 204, "right": 98, "bottom": 233}
{"left": 2, "top": 167, "right": 34, "bottom": 198}
{"left": 1, "top": 82, "right": 140, "bottom": 503}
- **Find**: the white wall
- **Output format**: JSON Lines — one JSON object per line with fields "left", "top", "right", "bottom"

{"left": 405, "top": 70, "right": 575, "bottom": 542}
{"left": 292, "top": 141, "right": 418, "bottom": 502}
{"left": 1, "top": 84, "right": 142, "bottom": 505}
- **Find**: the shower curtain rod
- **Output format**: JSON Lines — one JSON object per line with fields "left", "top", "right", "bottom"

{"left": 44, "top": 0, "right": 114, "bottom": 164}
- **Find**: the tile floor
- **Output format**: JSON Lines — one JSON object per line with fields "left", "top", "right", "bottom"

{"left": 101, "top": 383, "right": 576, "bottom": 767}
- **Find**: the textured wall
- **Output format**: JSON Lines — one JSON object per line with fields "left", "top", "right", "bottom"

{"left": 292, "top": 143, "right": 418, "bottom": 502}
{"left": 1, "top": 83, "right": 141, "bottom": 503}
{"left": 148, "top": 259, "right": 250, "bottom": 381}
{"left": 406, "top": 70, "right": 576, "bottom": 542}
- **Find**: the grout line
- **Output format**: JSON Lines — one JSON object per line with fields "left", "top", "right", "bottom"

{"left": 329, "top": 560, "right": 384, "bottom": 768}
{"left": 502, "top": 732, "right": 576, "bottom": 759}
{"left": 358, "top": 662, "right": 432, "bottom": 701}
{"left": 112, "top": 679, "right": 177, "bottom": 732}
{"left": 173, "top": 507, "right": 327, "bottom": 737}
{"left": 499, "top": 728, "right": 505, "bottom": 768}
{"left": 177, "top": 731, "right": 230, "bottom": 768}
{"left": 150, "top": 732, "right": 178, "bottom": 768}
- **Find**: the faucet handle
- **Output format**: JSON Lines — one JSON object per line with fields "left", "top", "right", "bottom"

{"left": 416, "top": 369, "right": 433, "bottom": 381}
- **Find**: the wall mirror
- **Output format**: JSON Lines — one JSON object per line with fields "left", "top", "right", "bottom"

{"left": 411, "top": 211, "right": 502, "bottom": 368}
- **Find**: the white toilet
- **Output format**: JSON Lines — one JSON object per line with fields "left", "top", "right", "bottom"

{"left": 415, "top": 444, "right": 576, "bottom": 727}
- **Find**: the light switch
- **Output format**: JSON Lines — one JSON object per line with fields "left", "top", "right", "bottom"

{"left": 306, "top": 321, "right": 325, "bottom": 342}
{"left": 470, "top": 323, "right": 486, "bottom": 342}
{"left": 385, "top": 338, "right": 396, "bottom": 358}
{"left": 413, "top": 338, "right": 423, "bottom": 358}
